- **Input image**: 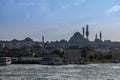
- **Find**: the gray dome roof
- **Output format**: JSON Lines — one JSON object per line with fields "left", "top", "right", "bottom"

{"left": 69, "top": 32, "right": 87, "bottom": 43}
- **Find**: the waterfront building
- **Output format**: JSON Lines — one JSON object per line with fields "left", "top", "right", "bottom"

{"left": 64, "top": 48, "right": 82, "bottom": 59}
{"left": 94, "top": 48, "right": 110, "bottom": 54}
{"left": 64, "top": 47, "right": 89, "bottom": 64}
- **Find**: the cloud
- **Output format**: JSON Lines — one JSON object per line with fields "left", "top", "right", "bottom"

{"left": 106, "top": 5, "right": 120, "bottom": 14}
{"left": 60, "top": 0, "right": 85, "bottom": 11}
{"left": 74, "top": 0, "right": 85, "bottom": 6}
{"left": 17, "top": 2, "right": 34, "bottom": 7}
{"left": 61, "top": 3, "right": 71, "bottom": 10}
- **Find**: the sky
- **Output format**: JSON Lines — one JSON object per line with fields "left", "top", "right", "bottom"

{"left": 0, "top": 0, "right": 120, "bottom": 41}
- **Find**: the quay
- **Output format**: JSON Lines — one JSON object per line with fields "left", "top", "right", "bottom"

{"left": 11, "top": 57, "right": 42, "bottom": 64}
{"left": 11, "top": 57, "right": 88, "bottom": 65}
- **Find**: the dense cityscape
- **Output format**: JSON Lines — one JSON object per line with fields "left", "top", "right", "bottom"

{"left": 0, "top": 25, "right": 120, "bottom": 64}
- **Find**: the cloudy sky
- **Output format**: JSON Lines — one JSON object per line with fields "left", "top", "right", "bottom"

{"left": 0, "top": 0, "right": 120, "bottom": 41}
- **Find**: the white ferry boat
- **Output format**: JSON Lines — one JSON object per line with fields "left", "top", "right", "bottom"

{"left": 51, "top": 57, "right": 63, "bottom": 65}
{"left": 0, "top": 57, "right": 11, "bottom": 65}
{"left": 40, "top": 57, "right": 64, "bottom": 65}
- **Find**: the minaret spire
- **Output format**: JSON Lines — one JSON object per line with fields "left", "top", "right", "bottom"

{"left": 82, "top": 27, "right": 85, "bottom": 37}
{"left": 42, "top": 35, "right": 45, "bottom": 53}
{"left": 100, "top": 31, "right": 102, "bottom": 40}
{"left": 86, "top": 24, "right": 89, "bottom": 40}
{"left": 42, "top": 35, "right": 44, "bottom": 43}
{"left": 95, "top": 33, "right": 97, "bottom": 40}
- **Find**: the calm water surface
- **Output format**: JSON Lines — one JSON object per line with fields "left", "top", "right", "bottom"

{"left": 0, "top": 64, "right": 120, "bottom": 80}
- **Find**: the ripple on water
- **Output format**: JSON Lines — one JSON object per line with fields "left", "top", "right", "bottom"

{"left": 0, "top": 64, "right": 120, "bottom": 80}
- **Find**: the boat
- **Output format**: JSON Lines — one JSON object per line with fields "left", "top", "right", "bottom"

{"left": 0, "top": 57, "right": 11, "bottom": 65}
{"left": 62, "top": 58, "right": 70, "bottom": 65}
{"left": 78, "top": 58, "right": 89, "bottom": 65}
{"left": 39, "top": 57, "right": 52, "bottom": 65}
{"left": 39, "top": 57, "right": 64, "bottom": 65}
{"left": 51, "top": 57, "right": 63, "bottom": 65}
{"left": 78, "top": 61, "right": 89, "bottom": 64}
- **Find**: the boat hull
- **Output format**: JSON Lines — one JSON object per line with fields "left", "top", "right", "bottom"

{"left": 0, "top": 57, "right": 11, "bottom": 65}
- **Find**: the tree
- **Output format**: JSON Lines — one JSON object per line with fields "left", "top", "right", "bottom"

{"left": 88, "top": 55, "right": 94, "bottom": 61}
{"left": 12, "top": 39, "right": 18, "bottom": 42}
{"left": 60, "top": 39, "right": 67, "bottom": 43}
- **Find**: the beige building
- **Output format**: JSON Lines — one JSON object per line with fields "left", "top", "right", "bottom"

{"left": 64, "top": 49, "right": 82, "bottom": 64}
{"left": 64, "top": 49, "right": 81, "bottom": 58}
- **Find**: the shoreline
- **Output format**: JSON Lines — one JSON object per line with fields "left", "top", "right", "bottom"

{"left": 3, "top": 57, "right": 120, "bottom": 65}
{"left": 11, "top": 61, "right": 120, "bottom": 65}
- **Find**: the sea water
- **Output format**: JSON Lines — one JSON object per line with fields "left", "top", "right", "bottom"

{"left": 0, "top": 64, "right": 120, "bottom": 80}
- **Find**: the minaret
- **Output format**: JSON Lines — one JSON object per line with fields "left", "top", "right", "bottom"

{"left": 86, "top": 24, "right": 89, "bottom": 40}
{"left": 42, "top": 35, "right": 45, "bottom": 53}
{"left": 42, "top": 35, "right": 44, "bottom": 43}
{"left": 100, "top": 31, "right": 102, "bottom": 41}
{"left": 82, "top": 27, "right": 85, "bottom": 37}
{"left": 95, "top": 33, "right": 97, "bottom": 40}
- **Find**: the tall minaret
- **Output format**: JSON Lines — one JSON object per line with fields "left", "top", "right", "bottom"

{"left": 42, "top": 35, "right": 44, "bottom": 43}
{"left": 42, "top": 35, "right": 45, "bottom": 53}
{"left": 95, "top": 33, "right": 97, "bottom": 40}
{"left": 82, "top": 27, "right": 85, "bottom": 37}
{"left": 100, "top": 31, "right": 102, "bottom": 40}
{"left": 86, "top": 24, "right": 89, "bottom": 40}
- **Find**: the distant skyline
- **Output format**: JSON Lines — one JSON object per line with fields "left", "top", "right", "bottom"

{"left": 0, "top": 0, "right": 120, "bottom": 41}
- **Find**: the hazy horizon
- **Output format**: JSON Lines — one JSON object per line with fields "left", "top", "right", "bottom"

{"left": 0, "top": 0, "right": 120, "bottom": 41}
